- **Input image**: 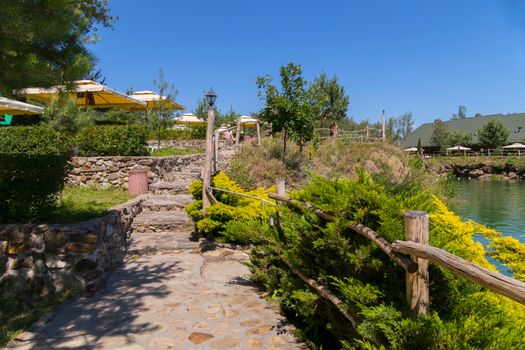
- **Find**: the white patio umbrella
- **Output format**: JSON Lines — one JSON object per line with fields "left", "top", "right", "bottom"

{"left": 502, "top": 143, "right": 525, "bottom": 156}
{"left": 403, "top": 147, "right": 418, "bottom": 152}
{"left": 446, "top": 145, "right": 471, "bottom": 156}
{"left": 0, "top": 96, "right": 44, "bottom": 115}
{"left": 238, "top": 115, "right": 259, "bottom": 127}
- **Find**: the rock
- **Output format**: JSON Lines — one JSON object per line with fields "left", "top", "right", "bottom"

{"left": 508, "top": 171, "right": 518, "bottom": 179}
{"left": 209, "top": 336, "right": 241, "bottom": 349}
{"left": 65, "top": 242, "right": 95, "bottom": 254}
{"left": 188, "top": 332, "right": 214, "bottom": 344}
{"left": 468, "top": 169, "right": 485, "bottom": 177}
{"left": 363, "top": 160, "right": 379, "bottom": 173}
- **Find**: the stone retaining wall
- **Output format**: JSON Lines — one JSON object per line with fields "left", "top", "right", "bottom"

{"left": 431, "top": 163, "right": 525, "bottom": 180}
{"left": 147, "top": 140, "right": 205, "bottom": 149}
{"left": 0, "top": 196, "right": 146, "bottom": 299}
{"left": 67, "top": 154, "right": 205, "bottom": 188}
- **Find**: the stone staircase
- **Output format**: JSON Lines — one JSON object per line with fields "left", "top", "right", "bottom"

{"left": 128, "top": 146, "right": 237, "bottom": 256}
{"left": 128, "top": 194, "right": 200, "bottom": 255}
{"left": 149, "top": 147, "right": 236, "bottom": 195}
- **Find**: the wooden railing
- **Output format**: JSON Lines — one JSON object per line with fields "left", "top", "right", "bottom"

{"left": 268, "top": 192, "right": 525, "bottom": 314}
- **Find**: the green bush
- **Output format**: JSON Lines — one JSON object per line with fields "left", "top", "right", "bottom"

{"left": 0, "top": 126, "right": 72, "bottom": 222}
{"left": 147, "top": 126, "right": 207, "bottom": 141}
{"left": 75, "top": 125, "right": 149, "bottom": 156}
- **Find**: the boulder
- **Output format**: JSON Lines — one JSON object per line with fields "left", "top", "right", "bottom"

{"left": 468, "top": 169, "right": 485, "bottom": 178}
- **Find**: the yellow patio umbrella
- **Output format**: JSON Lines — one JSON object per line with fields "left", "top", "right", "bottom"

{"left": 0, "top": 96, "right": 44, "bottom": 115}
{"left": 128, "top": 90, "right": 186, "bottom": 111}
{"left": 174, "top": 113, "right": 207, "bottom": 126}
{"left": 21, "top": 80, "right": 146, "bottom": 110}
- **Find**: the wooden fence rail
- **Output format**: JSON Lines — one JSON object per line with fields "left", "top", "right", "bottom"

{"left": 269, "top": 192, "right": 525, "bottom": 310}
{"left": 392, "top": 241, "right": 525, "bottom": 305}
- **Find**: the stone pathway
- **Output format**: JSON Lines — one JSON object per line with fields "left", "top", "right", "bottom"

{"left": 6, "top": 187, "right": 305, "bottom": 349}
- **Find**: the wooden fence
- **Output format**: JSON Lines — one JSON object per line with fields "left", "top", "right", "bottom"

{"left": 268, "top": 192, "right": 525, "bottom": 315}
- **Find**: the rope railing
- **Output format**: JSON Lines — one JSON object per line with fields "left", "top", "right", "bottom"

{"left": 206, "top": 185, "right": 277, "bottom": 208}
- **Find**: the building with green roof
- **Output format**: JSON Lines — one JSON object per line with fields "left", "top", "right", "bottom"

{"left": 403, "top": 113, "right": 525, "bottom": 151}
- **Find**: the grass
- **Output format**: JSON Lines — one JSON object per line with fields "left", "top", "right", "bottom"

{"left": 47, "top": 186, "right": 134, "bottom": 223}
{"left": 0, "top": 291, "right": 74, "bottom": 347}
{"left": 151, "top": 147, "right": 204, "bottom": 156}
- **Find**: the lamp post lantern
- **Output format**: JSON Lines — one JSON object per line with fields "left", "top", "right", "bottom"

{"left": 205, "top": 89, "right": 217, "bottom": 108}
{"left": 202, "top": 89, "right": 217, "bottom": 208}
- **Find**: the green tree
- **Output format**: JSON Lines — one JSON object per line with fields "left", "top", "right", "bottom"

{"left": 417, "top": 138, "right": 422, "bottom": 156}
{"left": 397, "top": 112, "right": 414, "bottom": 141}
{"left": 309, "top": 72, "right": 349, "bottom": 128}
{"left": 152, "top": 68, "right": 178, "bottom": 148}
{"left": 448, "top": 131, "right": 473, "bottom": 147}
{"left": 193, "top": 93, "right": 222, "bottom": 122}
{"left": 257, "top": 63, "right": 315, "bottom": 153}
{"left": 0, "top": 0, "right": 115, "bottom": 96}
{"left": 478, "top": 120, "right": 509, "bottom": 149}
{"left": 430, "top": 119, "right": 451, "bottom": 152}
{"left": 44, "top": 94, "right": 96, "bottom": 135}
{"left": 452, "top": 105, "right": 467, "bottom": 120}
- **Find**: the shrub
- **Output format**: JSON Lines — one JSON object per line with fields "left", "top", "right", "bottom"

{"left": 185, "top": 173, "right": 276, "bottom": 238}
{"left": 75, "top": 125, "right": 149, "bottom": 156}
{"left": 251, "top": 172, "right": 525, "bottom": 349}
{"left": 147, "top": 126, "right": 207, "bottom": 141}
{"left": 0, "top": 126, "right": 72, "bottom": 222}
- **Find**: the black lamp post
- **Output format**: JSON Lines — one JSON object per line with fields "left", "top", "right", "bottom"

{"left": 202, "top": 88, "right": 217, "bottom": 208}
{"left": 205, "top": 89, "right": 217, "bottom": 108}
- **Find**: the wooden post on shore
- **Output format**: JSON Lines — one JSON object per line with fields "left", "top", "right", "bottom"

{"left": 235, "top": 118, "right": 242, "bottom": 155}
{"left": 366, "top": 123, "right": 369, "bottom": 140}
{"left": 213, "top": 131, "right": 219, "bottom": 174}
{"left": 404, "top": 211, "right": 429, "bottom": 316}
{"left": 256, "top": 121, "right": 261, "bottom": 146}
{"left": 381, "top": 110, "right": 386, "bottom": 142}
{"left": 202, "top": 106, "right": 216, "bottom": 209}
{"left": 276, "top": 177, "right": 285, "bottom": 197}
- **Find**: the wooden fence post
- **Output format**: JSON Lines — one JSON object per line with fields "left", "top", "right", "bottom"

{"left": 404, "top": 210, "right": 429, "bottom": 316}
{"left": 276, "top": 177, "right": 285, "bottom": 197}
{"left": 381, "top": 110, "right": 386, "bottom": 142}
{"left": 256, "top": 121, "right": 261, "bottom": 146}
{"left": 213, "top": 131, "right": 219, "bottom": 174}
{"left": 202, "top": 107, "right": 216, "bottom": 209}
{"left": 235, "top": 118, "right": 242, "bottom": 155}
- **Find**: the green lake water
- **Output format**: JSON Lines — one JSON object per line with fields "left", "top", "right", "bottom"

{"left": 448, "top": 179, "right": 525, "bottom": 244}
{"left": 448, "top": 179, "right": 525, "bottom": 275}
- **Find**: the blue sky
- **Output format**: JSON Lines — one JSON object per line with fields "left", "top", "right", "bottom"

{"left": 90, "top": 0, "right": 525, "bottom": 126}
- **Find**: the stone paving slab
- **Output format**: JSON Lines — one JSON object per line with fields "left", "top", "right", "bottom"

{"left": 142, "top": 194, "right": 194, "bottom": 212}
{"left": 132, "top": 211, "right": 193, "bottom": 233}
{"left": 128, "top": 231, "right": 200, "bottom": 255}
{"left": 7, "top": 251, "right": 305, "bottom": 350}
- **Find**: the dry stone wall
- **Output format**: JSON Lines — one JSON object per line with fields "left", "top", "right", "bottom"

{"left": 67, "top": 154, "right": 205, "bottom": 188}
{"left": 0, "top": 196, "right": 145, "bottom": 299}
{"left": 147, "top": 140, "right": 206, "bottom": 149}
{"left": 431, "top": 163, "right": 525, "bottom": 180}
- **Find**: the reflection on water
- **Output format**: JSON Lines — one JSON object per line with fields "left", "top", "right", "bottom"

{"left": 448, "top": 179, "right": 525, "bottom": 244}
{"left": 448, "top": 179, "right": 525, "bottom": 276}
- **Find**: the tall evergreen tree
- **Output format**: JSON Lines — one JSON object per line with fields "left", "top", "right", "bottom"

{"left": 0, "top": 0, "right": 115, "bottom": 96}
{"left": 309, "top": 72, "right": 349, "bottom": 128}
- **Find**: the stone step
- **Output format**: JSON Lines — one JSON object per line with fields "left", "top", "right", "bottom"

{"left": 132, "top": 210, "right": 194, "bottom": 233}
{"left": 142, "top": 194, "right": 194, "bottom": 211}
{"left": 128, "top": 230, "right": 200, "bottom": 255}
{"left": 149, "top": 181, "right": 191, "bottom": 195}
